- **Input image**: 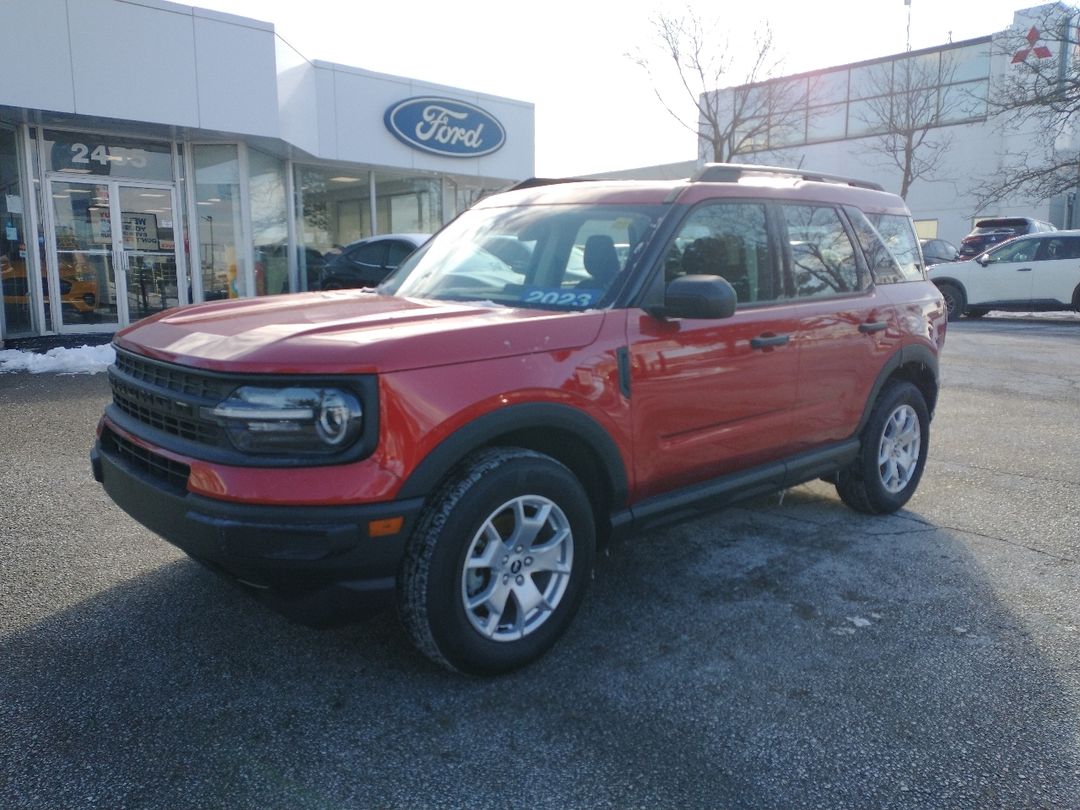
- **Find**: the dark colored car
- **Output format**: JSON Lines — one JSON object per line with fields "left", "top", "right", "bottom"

{"left": 318, "top": 234, "right": 429, "bottom": 290}
{"left": 91, "top": 164, "right": 945, "bottom": 675}
{"left": 959, "top": 217, "right": 1055, "bottom": 258}
{"left": 920, "top": 238, "right": 959, "bottom": 266}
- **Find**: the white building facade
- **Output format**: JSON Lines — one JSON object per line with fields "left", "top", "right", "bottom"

{"left": 0, "top": 0, "right": 535, "bottom": 340}
{"left": 697, "top": 4, "right": 1079, "bottom": 248}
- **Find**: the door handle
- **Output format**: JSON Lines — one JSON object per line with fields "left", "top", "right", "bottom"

{"left": 1017, "top": 267, "right": 1032, "bottom": 272}
{"left": 750, "top": 333, "right": 790, "bottom": 349}
{"left": 858, "top": 321, "right": 888, "bottom": 334}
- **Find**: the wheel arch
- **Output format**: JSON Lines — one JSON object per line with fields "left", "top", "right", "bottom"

{"left": 396, "top": 403, "right": 629, "bottom": 542}
{"left": 931, "top": 276, "right": 966, "bottom": 297}
{"left": 857, "top": 344, "right": 940, "bottom": 434}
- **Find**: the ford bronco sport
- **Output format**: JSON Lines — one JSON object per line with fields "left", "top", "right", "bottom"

{"left": 91, "top": 164, "right": 946, "bottom": 675}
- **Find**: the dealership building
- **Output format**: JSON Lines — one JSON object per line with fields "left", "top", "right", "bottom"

{"left": 698, "top": 3, "right": 1080, "bottom": 246}
{"left": 0, "top": 0, "right": 534, "bottom": 341}
{"left": 600, "top": 4, "right": 1080, "bottom": 251}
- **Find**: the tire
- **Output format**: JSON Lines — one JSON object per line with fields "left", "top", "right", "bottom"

{"left": 936, "top": 281, "right": 965, "bottom": 321}
{"left": 965, "top": 308, "right": 988, "bottom": 319}
{"left": 398, "top": 447, "right": 595, "bottom": 675}
{"left": 836, "top": 381, "right": 930, "bottom": 515}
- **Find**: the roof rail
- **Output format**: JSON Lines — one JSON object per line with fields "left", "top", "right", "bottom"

{"left": 693, "top": 163, "right": 884, "bottom": 192}
{"left": 502, "top": 176, "right": 595, "bottom": 192}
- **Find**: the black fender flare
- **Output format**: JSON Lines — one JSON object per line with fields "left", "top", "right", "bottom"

{"left": 856, "top": 344, "right": 940, "bottom": 435}
{"left": 396, "top": 402, "right": 630, "bottom": 510}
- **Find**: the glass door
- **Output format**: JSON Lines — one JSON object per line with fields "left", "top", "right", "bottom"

{"left": 48, "top": 178, "right": 182, "bottom": 330}
{"left": 49, "top": 179, "right": 119, "bottom": 329}
{"left": 116, "top": 184, "right": 181, "bottom": 323}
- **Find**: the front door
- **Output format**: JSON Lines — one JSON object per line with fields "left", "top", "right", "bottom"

{"left": 48, "top": 178, "right": 183, "bottom": 331}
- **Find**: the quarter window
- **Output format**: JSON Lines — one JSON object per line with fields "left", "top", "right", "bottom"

{"left": 1037, "top": 236, "right": 1080, "bottom": 260}
{"left": 782, "top": 205, "right": 863, "bottom": 297}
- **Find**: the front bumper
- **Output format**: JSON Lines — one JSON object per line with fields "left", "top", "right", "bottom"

{"left": 91, "top": 437, "right": 424, "bottom": 616}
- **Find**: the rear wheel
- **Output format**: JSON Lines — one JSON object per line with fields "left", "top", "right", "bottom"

{"left": 837, "top": 381, "right": 929, "bottom": 514}
{"left": 398, "top": 447, "right": 595, "bottom": 675}
{"left": 936, "top": 281, "right": 965, "bottom": 321}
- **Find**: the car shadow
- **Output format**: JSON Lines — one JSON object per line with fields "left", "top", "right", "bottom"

{"left": 2, "top": 487, "right": 1078, "bottom": 807}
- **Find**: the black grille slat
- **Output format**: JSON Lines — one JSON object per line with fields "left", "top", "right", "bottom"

{"left": 109, "top": 350, "right": 228, "bottom": 448}
{"left": 103, "top": 429, "right": 190, "bottom": 490}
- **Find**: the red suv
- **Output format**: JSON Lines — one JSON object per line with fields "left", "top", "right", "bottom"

{"left": 91, "top": 165, "right": 946, "bottom": 674}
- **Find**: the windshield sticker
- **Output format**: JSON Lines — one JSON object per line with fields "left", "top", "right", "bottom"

{"left": 521, "top": 288, "right": 600, "bottom": 308}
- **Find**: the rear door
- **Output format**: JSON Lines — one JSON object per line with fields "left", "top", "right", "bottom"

{"left": 1030, "top": 235, "right": 1080, "bottom": 305}
{"left": 782, "top": 204, "right": 900, "bottom": 451}
{"left": 627, "top": 200, "right": 801, "bottom": 499}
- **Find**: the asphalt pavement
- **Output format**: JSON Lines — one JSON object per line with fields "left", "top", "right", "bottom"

{"left": 1, "top": 315, "right": 1078, "bottom": 809}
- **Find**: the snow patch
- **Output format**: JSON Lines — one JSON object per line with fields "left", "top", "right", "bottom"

{"left": 0, "top": 344, "right": 115, "bottom": 375}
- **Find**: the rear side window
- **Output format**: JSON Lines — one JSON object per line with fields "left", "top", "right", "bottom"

{"left": 782, "top": 204, "right": 864, "bottom": 297}
{"left": 1038, "top": 236, "right": 1080, "bottom": 260}
{"left": 664, "top": 202, "right": 779, "bottom": 305}
{"left": 864, "top": 212, "right": 923, "bottom": 281}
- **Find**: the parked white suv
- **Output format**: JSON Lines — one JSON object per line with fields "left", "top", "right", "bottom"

{"left": 928, "top": 231, "right": 1080, "bottom": 320}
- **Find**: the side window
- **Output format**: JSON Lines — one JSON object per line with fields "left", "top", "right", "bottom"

{"left": 386, "top": 240, "right": 415, "bottom": 269}
{"left": 663, "top": 202, "right": 777, "bottom": 305}
{"left": 987, "top": 238, "right": 1037, "bottom": 264}
{"left": 864, "top": 211, "right": 923, "bottom": 281}
{"left": 845, "top": 206, "right": 904, "bottom": 284}
{"left": 782, "top": 205, "right": 863, "bottom": 298}
{"left": 348, "top": 242, "right": 388, "bottom": 269}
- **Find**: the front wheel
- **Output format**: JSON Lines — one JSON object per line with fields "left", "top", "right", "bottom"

{"left": 398, "top": 448, "right": 595, "bottom": 675}
{"left": 836, "top": 381, "right": 930, "bottom": 514}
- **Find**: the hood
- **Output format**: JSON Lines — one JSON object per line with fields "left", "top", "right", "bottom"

{"left": 113, "top": 290, "right": 607, "bottom": 374}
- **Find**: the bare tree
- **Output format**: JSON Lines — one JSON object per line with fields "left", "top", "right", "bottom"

{"left": 852, "top": 53, "right": 960, "bottom": 199}
{"left": 975, "top": 6, "right": 1080, "bottom": 210}
{"left": 630, "top": 10, "right": 808, "bottom": 162}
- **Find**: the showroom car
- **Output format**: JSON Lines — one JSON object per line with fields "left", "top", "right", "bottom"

{"left": 318, "top": 234, "right": 428, "bottom": 289}
{"left": 929, "top": 230, "right": 1080, "bottom": 319}
{"left": 920, "top": 238, "right": 959, "bottom": 265}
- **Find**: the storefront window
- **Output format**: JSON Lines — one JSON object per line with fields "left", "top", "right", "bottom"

{"left": 295, "top": 167, "right": 372, "bottom": 291}
{"left": 373, "top": 172, "right": 440, "bottom": 234}
{"left": 1, "top": 126, "right": 32, "bottom": 335}
{"left": 193, "top": 144, "right": 247, "bottom": 299}
{"left": 248, "top": 149, "right": 288, "bottom": 295}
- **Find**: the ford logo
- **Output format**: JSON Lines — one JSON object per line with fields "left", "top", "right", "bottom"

{"left": 384, "top": 97, "right": 506, "bottom": 158}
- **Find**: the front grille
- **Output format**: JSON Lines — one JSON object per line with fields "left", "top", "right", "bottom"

{"left": 109, "top": 349, "right": 228, "bottom": 448}
{"left": 114, "top": 350, "right": 232, "bottom": 400}
{"left": 102, "top": 427, "right": 190, "bottom": 491}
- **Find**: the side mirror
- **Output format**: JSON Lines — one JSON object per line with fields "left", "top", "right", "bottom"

{"left": 648, "top": 274, "right": 738, "bottom": 320}
{"left": 976, "top": 254, "right": 990, "bottom": 267}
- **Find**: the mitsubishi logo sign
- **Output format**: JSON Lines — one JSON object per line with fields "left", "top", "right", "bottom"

{"left": 1012, "top": 26, "right": 1053, "bottom": 63}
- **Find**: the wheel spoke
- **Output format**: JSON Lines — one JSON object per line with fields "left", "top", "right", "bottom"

{"left": 465, "top": 524, "right": 507, "bottom": 570}
{"left": 508, "top": 500, "right": 553, "bottom": 550}
{"left": 466, "top": 580, "right": 512, "bottom": 638}
{"left": 527, "top": 531, "right": 572, "bottom": 574}
{"left": 513, "top": 576, "right": 551, "bottom": 617}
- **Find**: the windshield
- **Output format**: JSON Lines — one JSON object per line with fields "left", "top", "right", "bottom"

{"left": 379, "top": 203, "right": 665, "bottom": 310}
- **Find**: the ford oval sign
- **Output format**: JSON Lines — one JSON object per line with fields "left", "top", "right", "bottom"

{"left": 384, "top": 97, "right": 506, "bottom": 158}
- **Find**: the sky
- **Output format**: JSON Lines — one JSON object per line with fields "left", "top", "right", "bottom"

{"left": 194, "top": 0, "right": 1028, "bottom": 176}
